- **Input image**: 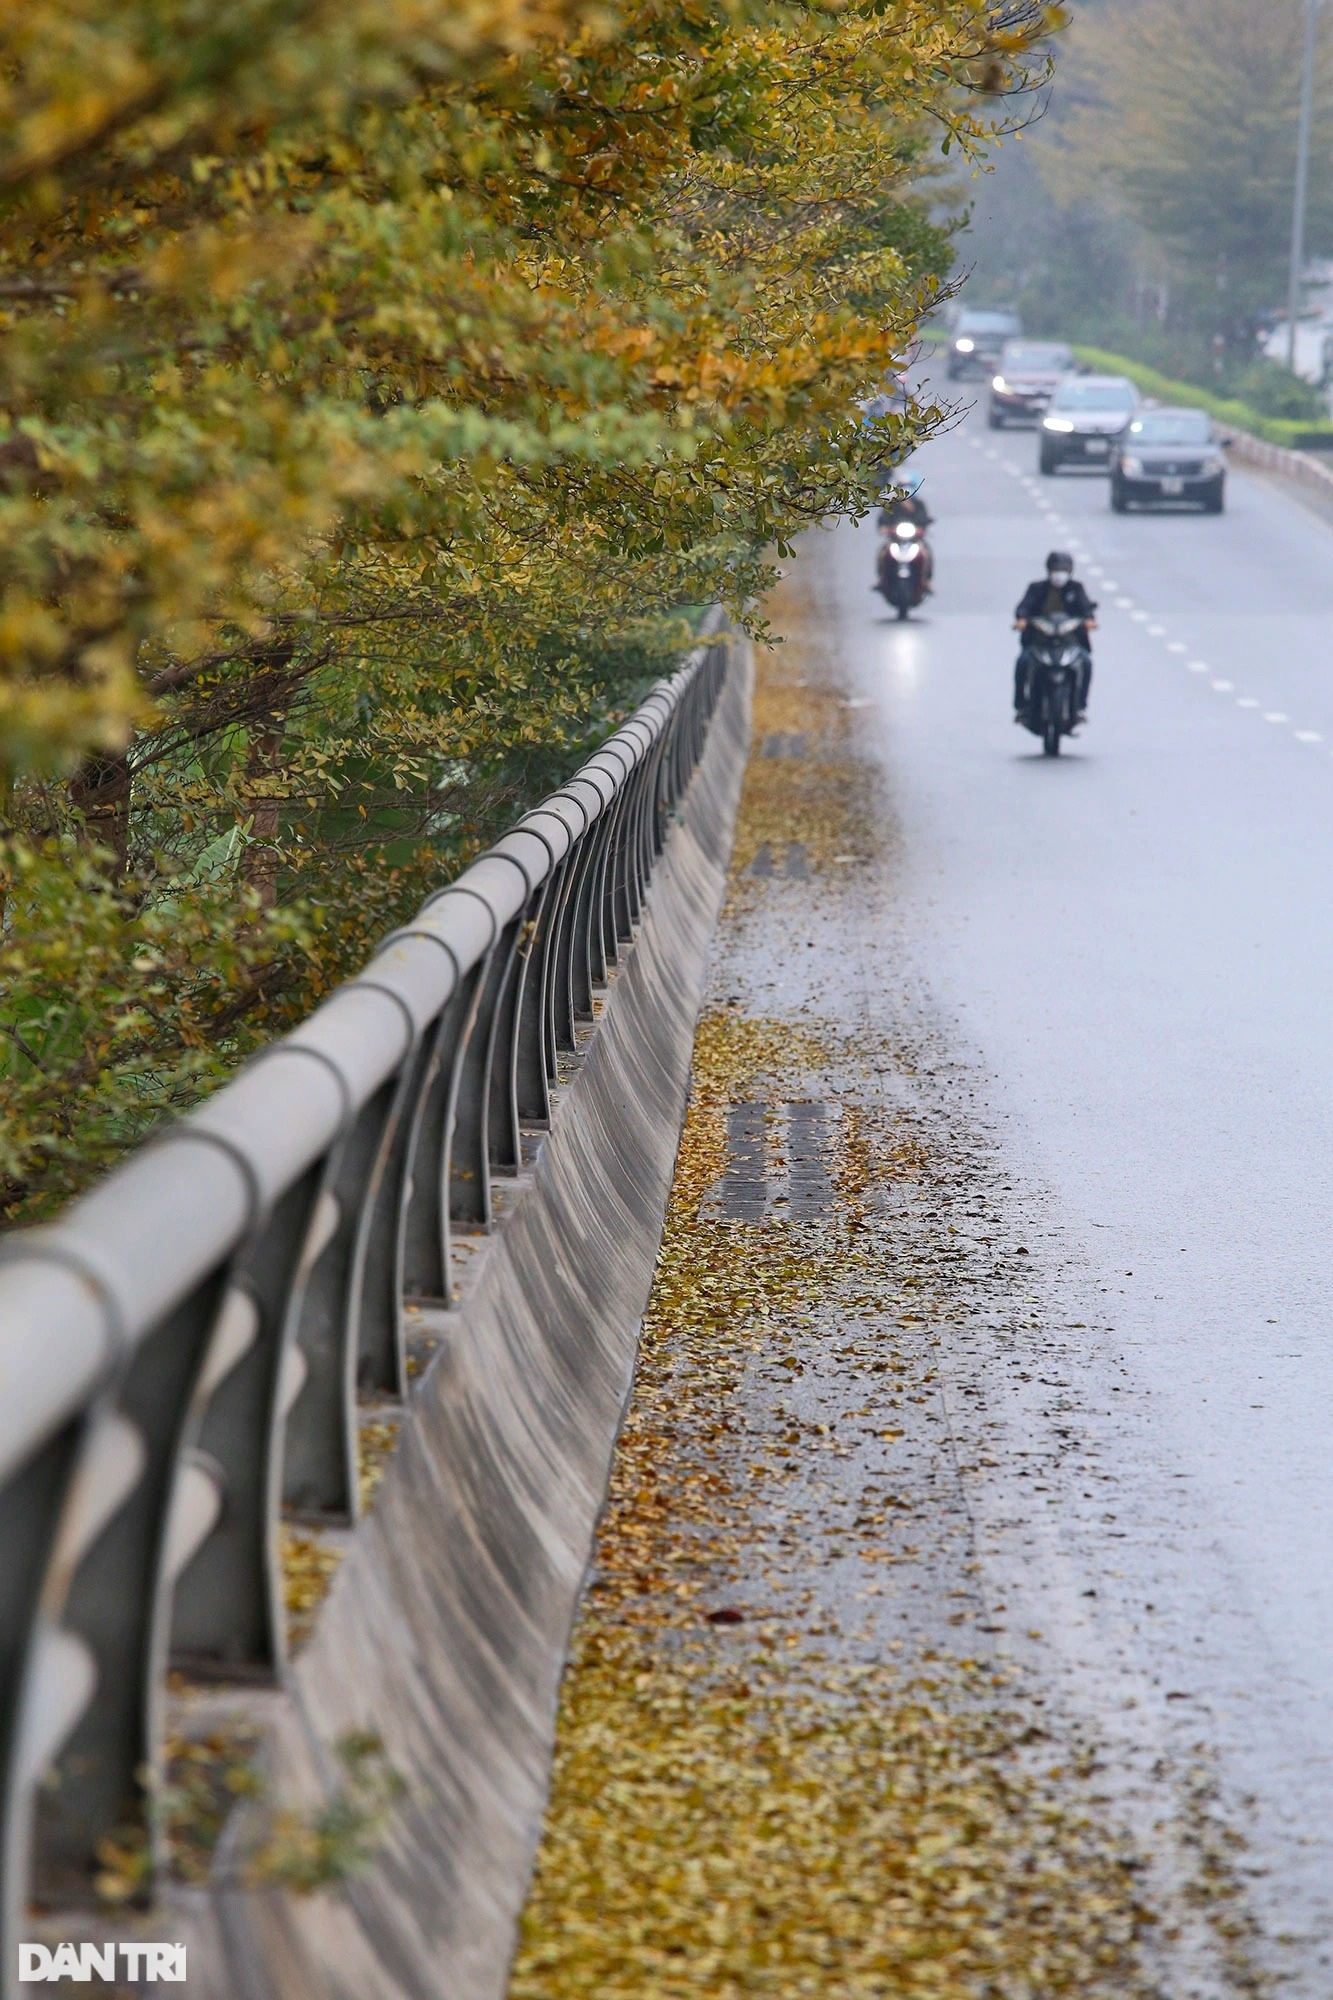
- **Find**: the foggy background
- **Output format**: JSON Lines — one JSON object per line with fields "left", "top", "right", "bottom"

{"left": 950, "top": 0, "right": 1333, "bottom": 418}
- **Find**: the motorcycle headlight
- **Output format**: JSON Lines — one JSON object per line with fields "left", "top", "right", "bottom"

{"left": 1042, "top": 416, "right": 1074, "bottom": 433}
{"left": 1120, "top": 454, "right": 1144, "bottom": 476}
{"left": 955, "top": 337, "right": 975, "bottom": 353}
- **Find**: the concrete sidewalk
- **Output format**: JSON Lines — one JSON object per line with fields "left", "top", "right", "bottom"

{"left": 509, "top": 547, "right": 1278, "bottom": 2000}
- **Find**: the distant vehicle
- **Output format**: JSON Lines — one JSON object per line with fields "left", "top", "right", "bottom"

{"left": 1039, "top": 375, "right": 1140, "bottom": 474}
{"left": 1017, "top": 612, "right": 1089, "bottom": 756}
{"left": 988, "top": 340, "right": 1074, "bottom": 427}
{"left": 948, "top": 308, "right": 1022, "bottom": 381}
{"left": 1110, "top": 408, "right": 1228, "bottom": 513}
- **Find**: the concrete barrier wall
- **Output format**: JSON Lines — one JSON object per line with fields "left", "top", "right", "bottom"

{"left": 147, "top": 637, "right": 751, "bottom": 2000}
{"left": 1228, "top": 424, "right": 1333, "bottom": 499}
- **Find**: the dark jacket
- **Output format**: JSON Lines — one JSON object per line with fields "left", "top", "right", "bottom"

{"left": 1016, "top": 577, "right": 1097, "bottom": 628}
{"left": 879, "top": 494, "right": 932, "bottom": 531}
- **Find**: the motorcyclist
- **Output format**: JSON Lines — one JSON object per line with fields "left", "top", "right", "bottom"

{"left": 879, "top": 474, "right": 932, "bottom": 533}
{"left": 878, "top": 476, "right": 934, "bottom": 592}
{"left": 1014, "top": 550, "right": 1096, "bottom": 719}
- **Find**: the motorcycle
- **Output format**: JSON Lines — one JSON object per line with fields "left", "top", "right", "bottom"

{"left": 876, "top": 518, "right": 929, "bottom": 620}
{"left": 1017, "top": 613, "right": 1088, "bottom": 756}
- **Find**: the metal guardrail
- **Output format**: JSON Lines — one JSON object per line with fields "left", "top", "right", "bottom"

{"left": 0, "top": 623, "right": 730, "bottom": 1951}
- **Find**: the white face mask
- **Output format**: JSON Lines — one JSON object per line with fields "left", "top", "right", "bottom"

{"left": 1049, "top": 570, "right": 1071, "bottom": 587}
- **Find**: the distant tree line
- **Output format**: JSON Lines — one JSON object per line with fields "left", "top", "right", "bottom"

{"left": 963, "top": 0, "right": 1333, "bottom": 398}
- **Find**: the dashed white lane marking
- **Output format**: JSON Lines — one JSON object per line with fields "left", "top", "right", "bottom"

{"left": 1116, "top": 596, "right": 1135, "bottom": 609}
{"left": 1167, "top": 642, "right": 1187, "bottom": 654}
{"left": 1187, "top": 660, "right": 1208, "bottom": 672}
{"left": 1237, "top": 698, "right": 1260, "bottom": 709}
{"left": 1129, "top": 609, "right": 1149, "bottom": 622}
{"left": 1211, "top": 679, "right": 1234, "bottom": 692}
{"left": 1146, "top": 624, "right": 1166, "bottom": 636}
{"left": 1264, "top": 711, "right": 1290, "bottom": 723}
{"left": 1101, "top": 577, "right": 1118, "bottom": 589}
{"left": 1294, "top": 729, "right": 1323, "bottom": 743}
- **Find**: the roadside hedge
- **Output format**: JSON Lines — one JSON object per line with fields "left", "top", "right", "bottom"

{"left": 1072, "top": 347, "right": 1333, "bottom": 451}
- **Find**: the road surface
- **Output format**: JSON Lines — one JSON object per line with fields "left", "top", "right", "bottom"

{"left": 818, "top": 400, "right": 1333, "bottom": 1987}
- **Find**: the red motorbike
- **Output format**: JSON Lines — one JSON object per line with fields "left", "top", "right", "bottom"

{"left": 876, "top": 517, "right": 929, "bottom": 620}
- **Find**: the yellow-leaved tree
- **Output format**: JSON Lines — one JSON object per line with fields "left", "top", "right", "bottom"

{"left": 0, "top": 0, "right": 1059, "bottom": 1218}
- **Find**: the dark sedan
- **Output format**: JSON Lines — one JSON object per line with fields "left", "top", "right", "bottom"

{"left": 1039, "top": 375, "right": 1140, "bottom": 473}
{"left": 988, "top": 339, "right": 1074, "bottom": 426}
{"left": 947, "top": 307, "right": 1021, "bottom": 381}
{"left": 1110, "top": 408, "right": 1228, "bottom": 513}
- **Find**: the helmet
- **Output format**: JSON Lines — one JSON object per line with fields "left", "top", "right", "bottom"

{"left": 1046, "top": 549, "right": 1074, "bottom": 572}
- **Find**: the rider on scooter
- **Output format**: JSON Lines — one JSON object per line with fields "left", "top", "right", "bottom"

{"left": 879, "top": 476, "right": 934, "bottom": 593}
{"left": 1014, "top": 550, "right": 1096, "bottom": 719}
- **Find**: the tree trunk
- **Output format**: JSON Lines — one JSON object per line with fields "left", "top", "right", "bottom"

{"left": 68, "top": 750, "right": 132, "bottom": 872}
{"left": 241, "top": 710, "right": 287, "bottom": 909}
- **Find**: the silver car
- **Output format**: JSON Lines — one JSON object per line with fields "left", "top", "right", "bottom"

{"left": 1039, "top": 375, "right": 1141, "bottom": 474}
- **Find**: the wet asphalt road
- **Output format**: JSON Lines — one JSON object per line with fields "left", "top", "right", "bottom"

{"left": 820, "top": 398, "right": 1333, "bottom": 1985}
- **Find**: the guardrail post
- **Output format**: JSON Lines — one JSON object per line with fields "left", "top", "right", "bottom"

{"left": 445, "top": 940, "right": 506, "bottom": 1233}
{"left": 513, "top": 871, "right": 560, "bottom": 1125}
{"left": 348, "top": 1036, "right": 430, "bottom": 1399}
{"left": 282, "top": 1083, "right": 396, "bottom": 1520}
{"left": 30, "top": 1271, "right": 227, "bottom": 1900}
{"left": 1, "top": 1412, "right": 87, "bottom": 1969}
{"left": 398, "top": 966, "right": 485, "bottom": 1307}
{"left": 170, "top": 1168, "right": 325, "bottom": 1678}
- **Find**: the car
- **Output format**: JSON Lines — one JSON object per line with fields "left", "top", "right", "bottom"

{"left": 947, "top": 307, "right": 1022, "bottom": 381}
{"left": 988, "top": 339, "right": 1074, "bottom": 427}
{"left": 1110, "top": 407, "right": 1228, "bottom": 513}
{"left": 1039, "top": 374, "right": 1140, "bottom": 473}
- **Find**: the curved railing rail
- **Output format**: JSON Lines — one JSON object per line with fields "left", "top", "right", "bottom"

{"left": 0, "top": 623, "right": 730, "bottom": 1952}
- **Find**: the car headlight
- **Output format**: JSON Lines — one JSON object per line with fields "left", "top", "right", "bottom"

{"left": 1119, "top": 454, "right": 1144, "bottom": 476}
{"left": 1042, "top": 417, "right": 1074, "bottom": 433}
{"left": 1199, "top": 455, "right": 1224, "bottom": 476}
{"left": 991, "top": 375, "right": 1008, "bottom": 392}
{"left": 955, "top": 337, "right": 975, "bottom": 353}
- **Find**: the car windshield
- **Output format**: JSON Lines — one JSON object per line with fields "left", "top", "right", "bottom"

{"left": 1003, "top": 343, "right": 1070, "bottom": 371}
{"left": 1128, "top": 412, "right": 1212, "bottom": 444}
{"left": 959, "top": 311, "right": 1019, "bottom": 334}
{"left": 1052, "top": 382, "right": 1134, "bottom": 411}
